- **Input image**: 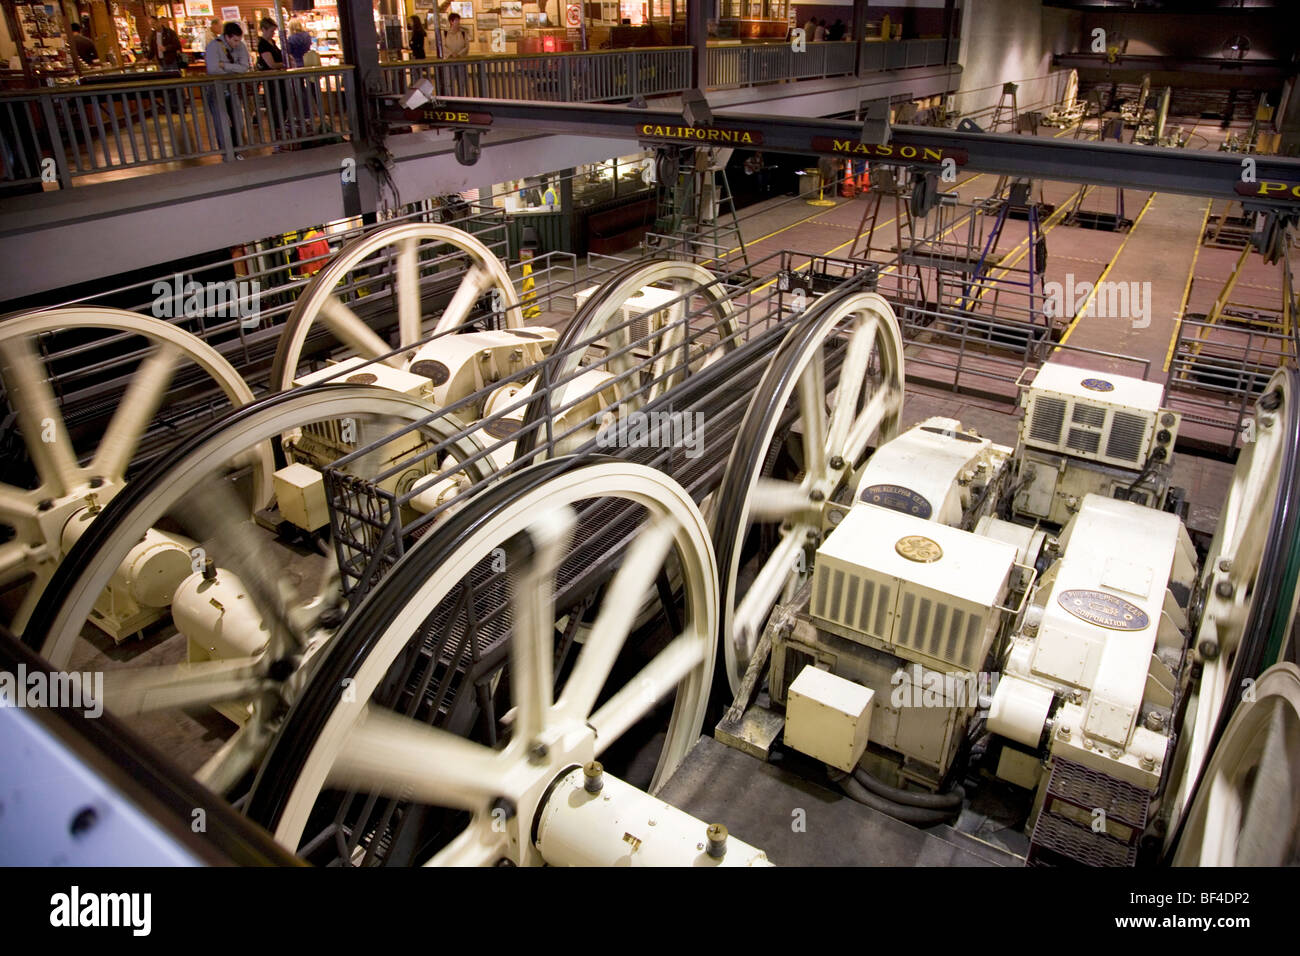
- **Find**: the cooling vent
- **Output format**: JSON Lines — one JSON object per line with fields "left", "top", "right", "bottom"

{"left": 1029, "top": 397, "right": 1066, "bottom": 443}
{"left": 813, "top": 565, "right": 890, "bottom": 641}
{"left": 894, "top": 592, "right": 983, "bottom": 669}
{"left": 1105, "top": 411, "right": 1148, "bottom": 463}
{"left": 1066, "top": 428, "right": 1100, "bottom": 454}
{"left": 1071, "top": 403, "right": 1106, "bottom": 427}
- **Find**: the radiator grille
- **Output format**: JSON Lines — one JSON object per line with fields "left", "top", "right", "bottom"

{"left": 1105, "top": 411, "right": 1148, "bottom": 463}
{"left": 893, "top": 591, "right": 983, "bottom": 669}
{"left": 1029, "top": 397, "right": 1066, "bottom": 444}
{"left": 1066, "top": 427, "right": 1100, "bottom": 455}
{"left": 813, "top": 566, "right": 890, "bottom": 641}
{"left": 1071, "top": 403, "right": 1106, "bottom": 427}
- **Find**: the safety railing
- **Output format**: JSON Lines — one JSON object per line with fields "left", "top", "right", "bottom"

{"left": 0, "top": 66, "right": 354, "bottom": 188}
{"left": 380, "top": 47, "right": 693, "bottom": 102}
{"left": 707, "top": 40, "right": 857, "bottom": 88}
{"left": 859, "top": 38, "right": 953, "bottom": 73}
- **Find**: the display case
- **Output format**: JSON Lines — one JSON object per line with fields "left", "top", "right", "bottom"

{"left": 13, "top": 0, "right": 74, "bottom": 75}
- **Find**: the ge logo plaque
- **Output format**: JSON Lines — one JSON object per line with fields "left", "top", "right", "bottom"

{"left": 1058, "top": 589, "right": 1149, "bottom": 630}
{"left": 895, "top": 535, "right": 943, "bottom": 563}
{"left": 1081, "top": 378, "right": 1114, "bottom": 392}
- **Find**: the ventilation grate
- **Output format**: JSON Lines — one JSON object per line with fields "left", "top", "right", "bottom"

{"left": 1066, "top": 428, "right": 1100, "bottom": 454}
{"left": 1029, "top": 397, "right": 1066, "bottom": 444}
{"left": 1071, "top": 403, "right": 1106, "bottom": 427}
{"left": 1105, "top": 411, "right": 1148, "bottom": 463}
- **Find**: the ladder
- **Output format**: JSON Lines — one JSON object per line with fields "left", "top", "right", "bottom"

{"left": 648, "top": 145, "right": 750, "bottom": 272}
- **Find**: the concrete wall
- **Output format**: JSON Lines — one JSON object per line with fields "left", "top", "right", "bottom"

{"left": 953, "top": 0, "right": 1079, "bottom": 122}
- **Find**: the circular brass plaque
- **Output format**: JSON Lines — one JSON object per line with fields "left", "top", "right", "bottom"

{"left": 345, "top": 372, "right": 378, "bottom": 385}
{"left": 895, "top": 535, "right": 943, "bottom": 563}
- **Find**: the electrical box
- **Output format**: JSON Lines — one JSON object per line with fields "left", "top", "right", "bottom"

{"left": 274, "top": 462, "right": 330, "bottom": 532}
{"left": 784, "top": 665, "right": 874, "bottom": 773}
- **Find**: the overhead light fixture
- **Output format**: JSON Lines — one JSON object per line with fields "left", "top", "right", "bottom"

{"left": 400, "top": 78, "right": 437, "bottom": 110}
{"left": 860, "top": 98, "right": 891, "bottom": 145}
{"left": 681, "top": 89, "right": 713, "bottom": 127}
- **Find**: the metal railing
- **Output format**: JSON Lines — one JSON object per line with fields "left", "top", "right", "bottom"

{"left": 380, "top": 47, "right": 692, "bottom": 102}
{"left": 0, "top": 67, "right": 354, "bottom": 187}
{"left": 707, "top": 40, "right": 856, "bottom": 88}
{"left": 860, "top": 38, "right": 953, "bottom": 73}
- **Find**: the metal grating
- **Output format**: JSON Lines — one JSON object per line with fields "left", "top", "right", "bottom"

{"left": 1071, "top": 403, "right": 1105, "bottom": 427}
{"left": 1029, "top": 397, "right": 1066, "bottom": 444}
{"left": 1066, "top": 427, "right": 1100, "bottom": 455}
{"left": 1105, "top": 411, "right": 1148, "bottom": 463}
{"left": 1028, "top": 756, "right": 1151, "bottom": 867}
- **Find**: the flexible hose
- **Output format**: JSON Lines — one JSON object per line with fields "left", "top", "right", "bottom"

{"left": 853, "top": 767, "right": 965, "bottom": 810}
{"left": 836, "top": 773, "right": 956, "bottom": 826}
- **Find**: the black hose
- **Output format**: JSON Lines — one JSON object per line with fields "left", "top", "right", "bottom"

{"left": 853, "top": 767, "right": 965, "bottom": 810}
{"left": 836, "top": 773, "right": 956, "bottom": 826}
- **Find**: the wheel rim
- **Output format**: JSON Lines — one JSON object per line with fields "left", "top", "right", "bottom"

{"left": 1169, "top": 368, "right": 1300, "bottom": 835}
{"left": 0, "top": 307, "right": 267, "bottom": 634}
{"left": 247, "top": 459, "right": 718, "bottom": 865}
{"left": 712, "top": 290, "right": 905, "bottom": 693}
{"left": 269, "top": 222, "right": 522, "bottom": 392}
{"left": 26, "top": 385, "right": 494, "bottom": 793}
{"left": 1173, "top": 663, "right": 1300, "bottom": 866}
{"left": 514, "top": 259, "right": 739, "bottom": 460}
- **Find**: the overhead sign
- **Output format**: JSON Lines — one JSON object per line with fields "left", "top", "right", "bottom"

{"left": 404, "top": 107, "right": 494, "bottom": 127}
{"left": 810, "top": 137, "right": 968, "bottom": 165}
{"left": 637, "top": 124, "right": 763, "bottom": 146}
{"left": 1235, "top": 180, "right": 1300, "bottom": 202}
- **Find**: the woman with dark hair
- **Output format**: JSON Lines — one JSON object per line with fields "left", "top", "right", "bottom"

{"left": 408, "top": 15, "right": 427, "bottom": 59}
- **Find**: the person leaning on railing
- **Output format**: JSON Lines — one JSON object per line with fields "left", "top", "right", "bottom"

{"left": 205, "top": 23, "right": 251, "bottom": 155}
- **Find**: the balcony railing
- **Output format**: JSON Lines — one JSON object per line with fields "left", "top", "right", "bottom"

{"left": 1, "top": 67, "right": 354, "bottom": 188}
{"left": 1, "top": 39, "right": 958, "bottom": 190}
{"left": 381, "top": 47, "right": 693, "bottom": 102}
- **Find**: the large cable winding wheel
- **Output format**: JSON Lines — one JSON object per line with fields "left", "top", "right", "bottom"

{"left": 269, "top": 222, "right": 523, "bottom": 392}
{"left": 246, "top": 459, "right": 718, "bottom": 866}
{"left": 514, "top": 259, "right": 740, "bottom": 459}
{"left": 26, "top": 385, "right": 492, "bottom": 795}
{"left": 711, "top": 290, "right": 905, "bottom": 694}
{"left": 1173, "top": 663, "right": 1300, "bottom": 865}
{"left": 0, "top": 308, "right": 268, "bottom": 634}
{"left": 1167, "top": 367, "right": 1300, "bottom": 843}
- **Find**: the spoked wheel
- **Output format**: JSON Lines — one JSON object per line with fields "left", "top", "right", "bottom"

{"left": 246, "top": 459, "right": 718, "bottom": 866}
{"left": 25, "top": 385, "right": 492, "bottom": 796}
{"left": 1168, "top": 367, "right": 1300, "bottom": 837}
{"left": 712, "top": 290, "right": 905, "bottom": 694}
{"left": 269, "top": 222, "right": 523, "bottom": 392}
{"left": 514, "top": 259, "right": 740, "bottom": 458}
{"left": 0, "top": 308, "right": 266, "bottom": 634}
{"left": 1173, "top": 663, "right": 1300, "bottom": 866}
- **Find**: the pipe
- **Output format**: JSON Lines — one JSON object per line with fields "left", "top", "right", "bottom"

{"left": 836, "top": 773, "right": 956, "bottom": 827}
{"left": 852, "top": 767, "right": 965, "bottom": 810}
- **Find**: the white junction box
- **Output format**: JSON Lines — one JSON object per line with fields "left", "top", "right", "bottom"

{"left": 784, "top": 665, "right": 874, "bottom": 772}
{"left": 274, "top": 462, "right": 330, "bottom": 531}
{"left": 812, "top": 504, "right": 1017, "bottom": 672}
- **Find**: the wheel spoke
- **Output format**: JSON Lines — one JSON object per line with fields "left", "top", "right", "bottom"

{"left": 327, "top": 705, "right": 517, "bottom": 813}
{"left": 102, "top": 657, "right": 268, "bottom": 715}
{"left": 749, "top": 477, "right": 813, "bottom": 522}
{"left": 0, "top": 539, "right": 30, "bottom": 588}
{"left": 557, "top": 517, "right": 676, "bottom": 721}
{"left": 796, "top": 346, "right": 828, "bottom": 479}
{"left": 825, "top": 315, "right": 878, "bottom": 457}
{"left": 194, "top": 714, "right": 271, "bottom": 796}
{"left": 589, "top": 631, "right": 706, "bottom": 751}
{"left": 318, "top": 296, "right": 402, "bottom": 367}
{"left": 395, "top": 237, "right": 423, "bottom": 347}
{"left": 433, "top": 264, "right": 493, "bottom": 335}
{"left": 0, "top": 338, "right": 80, "bottom": 498}
{"left": 91, "top": 342, "right": 181, "bottom": 482}
{"left": 507, "top": 508, "right": 574, "bottom": 742}
{"left": 843, "top": 385, "right": 901, "bottom": 467}
{"left": 734, "top": 526, "right": 808, "bottom": 646}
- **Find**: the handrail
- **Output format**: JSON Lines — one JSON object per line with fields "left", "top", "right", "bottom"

{"left": 0, "top": 64, "right": 354, "bottom": 98}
